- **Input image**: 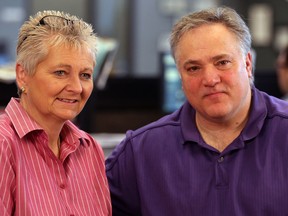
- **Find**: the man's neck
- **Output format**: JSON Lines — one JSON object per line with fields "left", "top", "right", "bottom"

{"left": 195, "top": 111, "right": 249, "bottom": 152}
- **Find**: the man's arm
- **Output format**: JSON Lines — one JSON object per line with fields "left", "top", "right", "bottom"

{"left": 106, "top": 134, "right": 141, "bottom": 216}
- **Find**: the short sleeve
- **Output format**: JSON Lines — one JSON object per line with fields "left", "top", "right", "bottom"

{"left": 105, "top": 134, "right": 141, "bottom": 216}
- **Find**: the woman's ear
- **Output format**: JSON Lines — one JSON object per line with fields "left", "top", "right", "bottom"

{"left": 15, "top": 63, "right": 27, "bottom": 88}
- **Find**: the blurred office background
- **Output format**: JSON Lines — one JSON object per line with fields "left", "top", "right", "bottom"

{"left": 0, "top": 0, "right": 288, "bottom": 138}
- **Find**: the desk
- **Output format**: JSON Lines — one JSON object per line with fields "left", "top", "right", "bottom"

{"left": 91, "top": 133, "right": 125, "bottom": 157}
{"left": 0, "top": 64, "right": 16, "bottom": 84}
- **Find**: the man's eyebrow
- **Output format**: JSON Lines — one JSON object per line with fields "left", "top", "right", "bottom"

{"left": 211, "top": 54, "right": 231, "bottom": 61}
{"left": 183, "top": 54, "right": 232, "bottom": 65}
{"left": 183, "top": 59, "right": 201, "bottom": 67}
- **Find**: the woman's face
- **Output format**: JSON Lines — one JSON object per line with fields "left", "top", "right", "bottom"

{"left": 17, "top": 44, "right": 94, "bottom": 126}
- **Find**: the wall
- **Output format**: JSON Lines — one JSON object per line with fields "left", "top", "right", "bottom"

{"left": 131, "top": 0, "right": 174, "bottom": 77}
{"left": 0, "top": 0, "right": 89, "bottom": 63}
{"left": 130, "top": 0, "right": 288, "bottom": 76}
{"left": 31, "top": 0, "right": 88, "bottom": 21}
{"left": 246, "top": 0, "right": 288, "bottom": 72}
{"left": 2, "top": 0, "right": 287, "bottom": 76}
{"left": 0, "top": 0, "right": 26, "bottom": 62}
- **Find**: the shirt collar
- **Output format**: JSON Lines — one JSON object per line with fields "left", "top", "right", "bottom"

{"left": 180, "top": 86, "right": 267, "bottom": 144}
{"left": 180, "top": 101, "right": 201, "bottom": 144}
{"left": 6, "top": 98, "right": 42, "bottom": 138}
{"left": 61, "top": 121, "right": 91, "bottom": 147}
{"left": 6, "top": 98, "right": 91, "bottom": 147}
{"left": 241, "top": 86, "right": 267, "bottom": 141}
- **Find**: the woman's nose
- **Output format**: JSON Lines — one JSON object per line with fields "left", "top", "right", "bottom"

{"left": 68, "top": 75, "right": 83, "bottom": 93}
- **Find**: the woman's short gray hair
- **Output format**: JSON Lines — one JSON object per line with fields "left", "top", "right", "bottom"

{"left": 170, "top": 6, "right": 252, "bottom": 58}
{"left": 16, "top": 10, "right": 98, "bottom": 76}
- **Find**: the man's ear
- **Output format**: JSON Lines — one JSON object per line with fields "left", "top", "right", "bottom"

{"left": 246, "top": 51, "right": 253, "bottom": 78}
{"left": 15, "top": 63, "right": 27, "bottom": 88}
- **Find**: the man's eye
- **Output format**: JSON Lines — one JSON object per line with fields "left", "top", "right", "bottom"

{"left": 216, "top": 60, "right": 232, "bottom": 69}
{"left": 187, "top": 66, "right": 200, "bottom": 72}
{"left": 219, "top": 60, "right": 229, "bottom": 65}
{"left": 217, "top": 60, "right": 231, "bottom": 66}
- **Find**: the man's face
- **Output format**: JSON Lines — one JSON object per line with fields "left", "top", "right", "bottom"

{"left": 174, "top": 23, "right": 253, "bottom": 123}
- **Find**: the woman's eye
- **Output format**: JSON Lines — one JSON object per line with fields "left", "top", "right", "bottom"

{"left": 55, "top": 70, "right": 66, "bottom": 76}
{"left": 81, "top": 73, "right": 92, "bottom": 80}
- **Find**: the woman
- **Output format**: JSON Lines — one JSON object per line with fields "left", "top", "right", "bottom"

{"left": 0, "top": 10, "right": 111, "bottom": 215}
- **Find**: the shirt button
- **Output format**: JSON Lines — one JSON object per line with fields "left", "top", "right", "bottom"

{"left": 59, "top": 183, "right": 66, "bottom": 189}
{"left": 218, "top": 156, "right": 224, "bottom": 163}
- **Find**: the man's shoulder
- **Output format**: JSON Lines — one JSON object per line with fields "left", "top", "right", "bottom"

{"left": 261, "top": 92, "right": 288, "bottom": 119}
{"left": 128, "top": 110, "right": 182, "bottom": 140}
{"left": 105, "top": 108, "right": 184, "bottom": 168}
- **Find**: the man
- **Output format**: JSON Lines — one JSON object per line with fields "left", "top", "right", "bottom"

{"left": 106, "top": 6, "right": 288, "bottom": 215}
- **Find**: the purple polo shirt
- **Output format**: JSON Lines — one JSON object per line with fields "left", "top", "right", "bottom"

{"left": 106, "top": 86, "right": 288, "bottom": 216}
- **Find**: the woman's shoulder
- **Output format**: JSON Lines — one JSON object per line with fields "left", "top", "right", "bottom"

{"left": 0, "top": 113, "right": 15, "bottom": 140}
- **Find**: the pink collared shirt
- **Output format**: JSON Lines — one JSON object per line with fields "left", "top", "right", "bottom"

{"left": 0, "top": 98, "right": 112, "bottom": 216}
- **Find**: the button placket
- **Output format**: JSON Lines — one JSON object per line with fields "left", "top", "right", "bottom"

{"left": 215, "top": 155, "right": 228, "bottom": 187}
{"left": 218, "top": 156, "right": 224, "bottom": 163}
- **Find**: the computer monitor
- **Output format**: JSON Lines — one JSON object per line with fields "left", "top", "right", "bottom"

{"left": 94, "top": 37, "right": 118, "bottom": 90}
{"left": 160, "top": 52, "right": 186, "bottom": 113}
